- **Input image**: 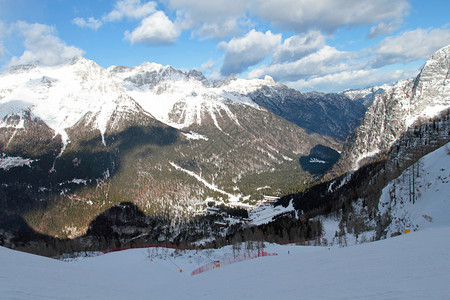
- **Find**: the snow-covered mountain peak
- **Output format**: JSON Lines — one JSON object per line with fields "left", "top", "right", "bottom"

{"left": 0, "top": 57, "right": 141, "bottom": 146}
{"left": 421, "top": 45, "right": 450, "bottom": 72}
{"left": 410, "top": 45, "right": 450, "bottom": 119}
{"left": 108, "top": 63, "right": 264, "bottom": 130}
{"left": 339, "top": 44, "right": 450, "bottom": 171}
{"left": 342, "top": 84, "right": 391, "bottom": 107}
{"left": 5, "top": 63, "right": 38, "bottom": 74}
{"left": 219, "top": 75, "right": 279, "bottom": 95}
{"left": 107, "top": 62, "right": 166, "bottom": 81}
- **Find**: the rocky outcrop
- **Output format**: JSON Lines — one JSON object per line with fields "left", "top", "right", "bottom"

{"left": 338, "top": 45, "right": 450, "bottom": 172}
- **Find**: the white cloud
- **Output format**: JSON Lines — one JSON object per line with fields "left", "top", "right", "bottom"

{"left": 72, "top": 0, "right": 157, "bottom": 30}
{"left": 73, "top": 0, "right": 179, "bottom": 46}
{"left": 72, "top": 17, "right": 102, "bottom": 30}
{"left": 249, "top": 0, "right": 410, "bottom": 33}
{"left": 124, "top": 11, "right": 180, "bottom": 45}
{"left": 9, "top": 22, "right": 85, "bottom": 66}
{"left": 368, "top": 21, "right": 401, "bottom": 39}
{"left": 201, "top": 59, "right": 222, "bottom": 80}
{"left": 372, "top": 27, "right": 450, "bottom": 67}
{"left": 104, "top": 0, "right": 157, "bottom": 22}
{"left": 195, "top": 18, "right": 244, "bottom": 40}
{"left": 71, "top": 0, "right": 413, "bottom": 52}
{"left": 164, "top": 0, "right": 409, "bottom": 37}
{"left": 164, "top": 0, "right": 248, "bottom": 39}
{"left": 249, "top": 45, "right": 355, "bottom": 81}
{"left": 273, "top": 30, "right": 326, "bottom": 63}
{"left": 287, "top": 69, "right": 376, "bottom": 92}
{"left": 201, "top": 59, "right": 215, "bottom": 70}
{"left": 219, "top": 30, "right": 281, "bottom": 75}
{"left": 165, "top": 0, "right": 246, "bottom": 22}
{"left": 246, "top": 25, "right": 450, "bottom": 92}
{"left": 285, "top": 68, "right": 418, "bottom": 93}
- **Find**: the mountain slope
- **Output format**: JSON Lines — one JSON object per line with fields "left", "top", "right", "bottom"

{"left": 338, "top": 45, "right": 450, "bottom": 171}
{"left": 342, "top": 85, "right": 389, "bottom": 107}
{"left": 242, "top": 83, "right": 366, "bottom": 141}
{"left": 0, "top": 58, "right": 149, "bottom": 149}
{"left": 0, "top": 58, "right": 334, "bottom": 241}
{"left": 378, "top": 142, "right": 450, "bottom": 237}
{"left": 276, "top": 114, "right": 449, "bottom": 247}
{"left": 108, "top": 63, "right": 264, "bottom": 130}
{"left": 108, "top": 62, "right": 335, "bottom": 196}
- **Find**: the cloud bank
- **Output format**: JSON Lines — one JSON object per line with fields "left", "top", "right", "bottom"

{"left": 219, "top": 30, "right": 281, "bottom": 75}
{"left": 9, "top": 22, "right": 84, "bottom": 66}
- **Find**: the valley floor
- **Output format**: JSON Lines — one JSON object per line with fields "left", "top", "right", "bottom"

{"left": 2, "top": 226, "right": 450, "bottom": 299}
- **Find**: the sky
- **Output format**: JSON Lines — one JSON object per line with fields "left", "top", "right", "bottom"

{"left": 0, "top": 0, "right": 450, "bottom": 92}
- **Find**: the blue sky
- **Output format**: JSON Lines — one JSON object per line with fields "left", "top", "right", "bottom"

{"left": 1, "top": 0, "right": 450, "bottom": 92}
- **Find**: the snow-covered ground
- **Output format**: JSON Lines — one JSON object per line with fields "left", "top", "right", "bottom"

{"left": 318, "top": 142, "right": 450, "bottom": 247}
{"left": 248, "top": 200, "right": 296, "bottom": 226}
{"left": 379, "top": 142, "right": 450, "bottom": 236}
{"left": 169, "top": 162, "right": 244, "bottom": 204}
{"left": 2, "top": 226, "right": 450, "bottom": 299}
{"left": 0, "top": 154, "right": 35, "bottom": 170}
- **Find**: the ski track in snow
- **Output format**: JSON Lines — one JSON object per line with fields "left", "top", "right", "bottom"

{"left": 169, "top": 162, "right": 242, "bottom": 203}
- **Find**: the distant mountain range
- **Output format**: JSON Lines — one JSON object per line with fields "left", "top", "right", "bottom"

{"left": 0, "top": 44, "right": 449, "bottom": 248}
{"left": 0, "top": 54, "right": 350, "bottom": 239}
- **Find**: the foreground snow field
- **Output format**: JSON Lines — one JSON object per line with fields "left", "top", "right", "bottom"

{"left": 2, "top": 225, "right": 450, "bottom": 299}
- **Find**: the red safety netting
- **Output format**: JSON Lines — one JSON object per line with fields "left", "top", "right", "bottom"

{"left": 191, "top": 249, "right": 278, "bottom": 276}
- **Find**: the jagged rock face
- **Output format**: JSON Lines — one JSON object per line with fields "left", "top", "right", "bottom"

{"left": 0, "top": 112, "right": 61, "bottom": 157}
{"left": 411, "top": 45, "right": 450, "bottom": 111}
{"left": 338, "top": 45, "right": 450, "bottom": 171}
{"left": 246, "top": 85, "right": 366, "bottom": 141}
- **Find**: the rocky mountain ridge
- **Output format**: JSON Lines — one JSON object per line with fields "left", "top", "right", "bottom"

{"left": 336, "top": 45, "right": 450, "bottom": 172}
{"left": 247, "top": 85, "right": 366, "bottom": 141}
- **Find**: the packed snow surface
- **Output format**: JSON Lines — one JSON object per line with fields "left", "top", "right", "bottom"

{"left": 1, "top": 226, "right": 450, "bottom": 299}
